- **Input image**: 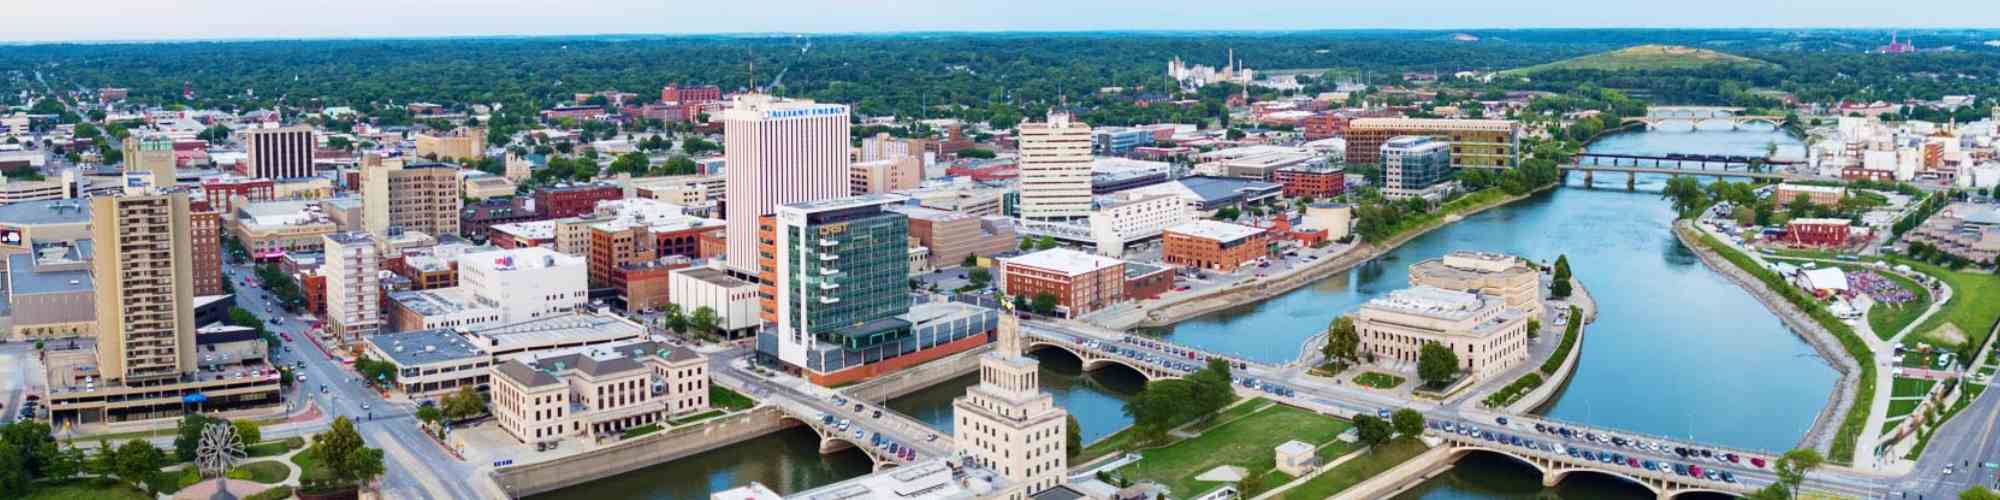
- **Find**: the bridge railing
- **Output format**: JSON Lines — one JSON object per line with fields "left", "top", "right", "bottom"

{"left": 1493, "top": 412, "right": 1785, "bottom": 460}
{"left": 1435, "top": 431, "right": 1753, "bottom": 491}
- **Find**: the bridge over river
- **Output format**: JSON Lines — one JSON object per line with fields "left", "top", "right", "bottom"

{"left": 1018, "top": 320, "right": 1897, "bottom": 498}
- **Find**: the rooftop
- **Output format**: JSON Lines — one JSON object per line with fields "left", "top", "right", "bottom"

{"left": 388, "top": 288, "right": 491, "bottom": 317}
{"left": 1167, "top": 219, "right": 1266, "bottom": 243}
{"left": 1362, "top": 285, "right": 1494, "bottom": 322}
{"left": 490, "top": 220, "right": 556, "bottom": 240}
{"left": 1003, "top": 247, "right": 1124, "bottom": 276}
{"left": 1350, "top": 117, "right": 1520, "bottom": 132}
{"left": 0, "top": 199, "right": 91, "bottom": 226}
{"left": 779, "top": 193, "right": 908, "bottom": 214}
{"left": 671, "top": 266, "right": 756, "bottom": 289}
{"left": 1778, "top": 183, "right": 1849, "bottom": 195}
{"left": 460, "top": 246, "right": 584, "bottom": 273}
{"left": 7, "top": 251, "right": 91, "bottom": 295}
{"left": 473, "top": 312, "right": 647, "bottom": 353}
{"left": 788, "top": 459, "right": 1004, "bottom": 500}
{"left": 237, "top": 200, "right": 333, "bottom": 229}
{"left": 367, "top": 329, "right": 484, "bottom": 367}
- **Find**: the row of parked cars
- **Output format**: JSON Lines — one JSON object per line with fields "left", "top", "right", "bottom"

{"left": 1527, "top": 421, "right": 1767, "bottom": 469}
{"left": 1236, "top": 376, "right": 1297, "bottom": 398}
{"left": 1117, "top": 336, "right": 1252, "bottom": 371}
{"left": 1436, "top": 420, "right": 1739, "bottom": 484}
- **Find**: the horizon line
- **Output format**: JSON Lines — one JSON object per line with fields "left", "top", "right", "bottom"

{"left": 1, "top": 26, "right": 1985, "bottom": 46}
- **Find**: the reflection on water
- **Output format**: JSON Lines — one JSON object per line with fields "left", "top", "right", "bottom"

{"left": 529, "top": 426, "right": 874, "bottom": 500}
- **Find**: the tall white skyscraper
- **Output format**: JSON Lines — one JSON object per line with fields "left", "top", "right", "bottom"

{"left": 322, "top": 231, "right": 382, "bottom": 343}
{"left": 954, "top": 307, "right": 1068, "bottom": 498}
{"left": 722, "top": 94, "right": 851, "bottom": 275}
{"left": 1016, "top": 112, "right": 1093, "bottom": 221}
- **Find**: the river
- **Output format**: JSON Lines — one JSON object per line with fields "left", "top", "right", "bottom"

{"left": 545, "top": 126, "right": 1832, "bottom": 499}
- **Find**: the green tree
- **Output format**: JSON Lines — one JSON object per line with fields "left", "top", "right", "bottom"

{"left": 1963, "top": 486, "right": 2000, "bottom": 500}
{"left": 1745, "top": 484, "right": 1789, "bottom": 500}
{"left": 1550, "top": 277, "right": 1573, "bottom": 298}
{"left": 1417, "top": 342, "right": 1461, "bottom": 386}
{"left": 1391, "top": 408, "right": 1425, "bottom": 437}
{"left": 1526, "top": 319, "right": 1542, "bottom": 339}
{"left": 1122, "top": 379, "right": 1196, "bottom": 444}
{"left": 0, "top": 438, "right": 24, "bottom": 494}
{"left": 1238, "top": 473, "right": 1266, "bottom": 496}
{"left": 1661, "top": 176, "right": 1708, "bottom": 219}
{"left": 967, "top": 267, "right": 992, "bottom": 286}
{"left": 957, "top": 148, "right": 996, "bottom": 159}
{"left": 689, "top": 306, "right": 721, "bottom": 336}
{"left": 1774, "top": 448, "right": 1823, "bottom": 498}
{"left": 1036, "top": 235, "right": 1058, "bottom": 250}
{"left": 1552, "top": 255, "right": 1571, "bottom": 282}
{"left": 661, "top": 303, "right": 688, "bottom": 333}
{"left": 607, "top": 151, "right": 650, "bottom": 176}
{"left": 1789, "top": 193, "right": 1816, "bottom": 217}
{"left": 174, "top": 413, "right": 219, "bottom": 462}
{"left": 112, "top": 439, "right": 166, "bottom": 494}
{"left": 1754, "top": 200, "right": 1776, "bottom": 226}
{"left": 313, "top": 417, "right": 374, "bottom": 484}
{"left": 416, "top": 405, "right": 444, "bottom": 427}
{"left": 44, "top": 441, "right": 85, "bottom": 483}
{"left": 234, "top": 420, "right": 262, "bottom": 446}
{"left": 1032, "top": 292, "right": 1059, "bottom": 316}
{"left": 444, "top": 385, "right": 486, "bottom": 421}
{"left": 1065, "top": 414, "right": 1083, "bottom": 459}
{"left": 1322, "top": 315, "right": 1360, "bottom": 368}
{"left": 961, "top": 254, "right": 979, "bottom": 268}
{"left": 1352, "top": 414, "right": 1391, "bottom": 450}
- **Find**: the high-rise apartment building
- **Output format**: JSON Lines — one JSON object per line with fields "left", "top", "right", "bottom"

{"left": 1344, "top": 118, "right": 1519, "bottom": 170}
{"left": 1016, "top": 112, "right": 1094, "bottom": 221}
{"left": 121, "top": 135, "right": 177, "bottom": 185}
{"left": 954, "top": 309, "right": 1068, "bottom": 498}
{"left": 1381, "top": 136, "right": 1454, "bottom": 201}
{"left": 363, "top": 161, "right": 463, "bottom": 239}
{"left": 722, "top": 95, "right": 852, "bottom": 275}
{"left": 242, "top": 125, "right": 317, "bottom": 179}
{"left": 190, "top": 202, "right": 224, "bottom": 296}
{"left": 91, "top": 193, "right": 197, "bottom": 384}
{"left": 323, "top": 231, "right": 382, "bottom": 342}
{"left": 762, "top": 194, "right": 910, "bottom": 374}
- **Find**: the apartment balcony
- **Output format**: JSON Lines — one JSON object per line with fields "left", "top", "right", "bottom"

{"left": 818, "top": 296, "right": 841, "bottom": 304}
{"left": 818, "top": 253, "right": 839, "bottom": 262}
{"left": 819, "top": 238, "right": 839, "bottom": 247}
{"left": 818, "top": 267, "right": 840, "bottom": 276}
{"left": 819, "top": 281, "right": 840, "bottom": 290}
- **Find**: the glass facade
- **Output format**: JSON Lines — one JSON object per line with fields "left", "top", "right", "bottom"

{"left": 788, "top": 208, "right": 911, "bottom": 348}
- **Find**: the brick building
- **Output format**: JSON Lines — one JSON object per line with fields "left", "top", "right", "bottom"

{"left": 1785, "top": 218, "right": 1854, "bottom": 247}
{"left": 532, "top": 183, "right": 622, "bottom": 219}
{"left": 998, "top": 248, "right": 1125, "bottom": 319}
{"left": 1163, "top": 220, "right": 1268, "bottom": 272}
{"left": 1273, "top": 164, "right": 1346, "bottom": 199}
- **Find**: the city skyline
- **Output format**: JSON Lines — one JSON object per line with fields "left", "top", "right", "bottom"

{"left": 2, "top": 0, "right": 1998, "bottom": 43}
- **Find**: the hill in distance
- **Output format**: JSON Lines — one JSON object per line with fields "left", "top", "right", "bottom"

{"left": 1505, "top": 44, "right": 1777, "bottom": 74}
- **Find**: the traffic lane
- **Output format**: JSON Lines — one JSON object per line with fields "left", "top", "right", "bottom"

{"left": 1909, "top": 385, "right": 2000, "bottom": 496}
{"left": 1439, "top": 418, "right": 1771, "bottom": 484}
{"left": 713, "top": 360, "right": 947, "bottom": 457}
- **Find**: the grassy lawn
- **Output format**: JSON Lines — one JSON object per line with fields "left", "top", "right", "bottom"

{"left": 291, "top": 445, "right": 333, "bottom": 483}
{"left": 1887, "top": 399, "right": 1921, "bottom": 419}
{"left": 711, "top": 386, "right": 755, "bottom": 411}
{"left": 670, "top": 409, "right": 726, "bottom": 426}
{"left": 1278, "top": 438, "right": 1431, "bottom": 500}
{"left": 232, "top": 460, "right": 293, "bottom": 484}
{"left": 621, "top": 424, "right": 663, "bottom": 439}
{"left": 1119, "top": 404, "right": 1350, "bottom": 498}
{"left": 1353, "top": 371, "right": 1406, "bottom": 389}
{"left": 245, "top": 437, "right": 307, "bottom": 458}
{"left": 1191, "top": 398, "right": 1272, "bottom": 432}
{"left": 21, "top": 478, "right": 153, "bottom": 500}
{"left": 1892, "top": 377, "right": 1938, "bottom": 398}
{"left": 1885, "top": 256, "right": 2000, "bottom": 352}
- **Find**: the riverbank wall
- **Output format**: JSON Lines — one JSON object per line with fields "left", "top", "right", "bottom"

{"left": 1135, "top": 184, "right": 1557, "bottom": 329}
{"left": 844, "top": 344, "right": 992, "bottom": 402}
{"left": 489, "top": 406, "right": 796, "bottom": 498}
{"left": 1327, "top": 445, "right": 1456, "bottom": 500}
{"left": 1672, "top": 222, "right": 1858, "bottom": 454}
{"left": 1505, "top": 278, "right": 1595, "bottom": 416}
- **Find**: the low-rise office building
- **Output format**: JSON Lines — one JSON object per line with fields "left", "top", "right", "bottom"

{"left": 1163, "top": 220, "right": 1268, "bottom": 272}
{"left": 1904, "top": 202, "right": 2000, "bottom": 263}
{"left": 668, "top": 266, "right": 761, "bottom": 339}
{"left": 1408, "top": 251, "right": 1542, "bottom": 322}
{"left": 891, "top": 205, "right": 1019, "bottom": 269}
{"left": 997, "top": 248, "right": 1126, "bottom": 318}
{"left": 1774, "top": 183, "right": 1847, "bottom": 208}
{"left": 1786, "top": 218, "right": 1858, "bottom": 248}
{"left": 491, "top": 340, "right": 708, "bottom": 444}
{"left": 6, "top": 242, "right": 95, "bottom": 341}
{"left": 364, "top": 311, "right": 649, "bottom": 398}
{"left": 1274, "top": 163, "right": 1346, "bottom": 199}
{"left": 1354, "top": 285, "right": 1530, "bottom": 383}
{"left": 1381, "top": 136, "right": 1454, "bottom": 201}
{"left": 230, "top": 200, "right": 338, "bottom": 259}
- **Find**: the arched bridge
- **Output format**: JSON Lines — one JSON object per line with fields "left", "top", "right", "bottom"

{"left": 772, "top": 400, "right": 940, "bottom": 471}
{"left": 1022, "top": 333, "right": 1184, "bottom": 381}
{"left": 1621, "top": 106, "right": 1785, "bottom": 131}
{"left": 1434, "top": 428, "right": 1755, "bottom": 500}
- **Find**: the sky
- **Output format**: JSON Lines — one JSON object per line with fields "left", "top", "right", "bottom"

{"left": 3, "top": 0, "right": 1995, "bottom": 43}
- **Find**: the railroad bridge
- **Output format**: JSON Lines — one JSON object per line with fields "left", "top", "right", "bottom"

{"left": 1434, "top": 431, "right": 1754, "bottom": 500}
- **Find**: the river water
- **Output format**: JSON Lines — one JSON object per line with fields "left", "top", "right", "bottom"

{"left": 544, "top": 126, "right": 1832, "bottom": 499}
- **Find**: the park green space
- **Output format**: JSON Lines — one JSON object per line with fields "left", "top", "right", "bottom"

{"left": 1277, "top": 438, "right": 1431, "bottom": 500}
{"left": 1354, "top": 371, "right": 1405, "bottom": 389}
{"left": 1117, "top": 403, "right": 1352, "bottom": 498}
